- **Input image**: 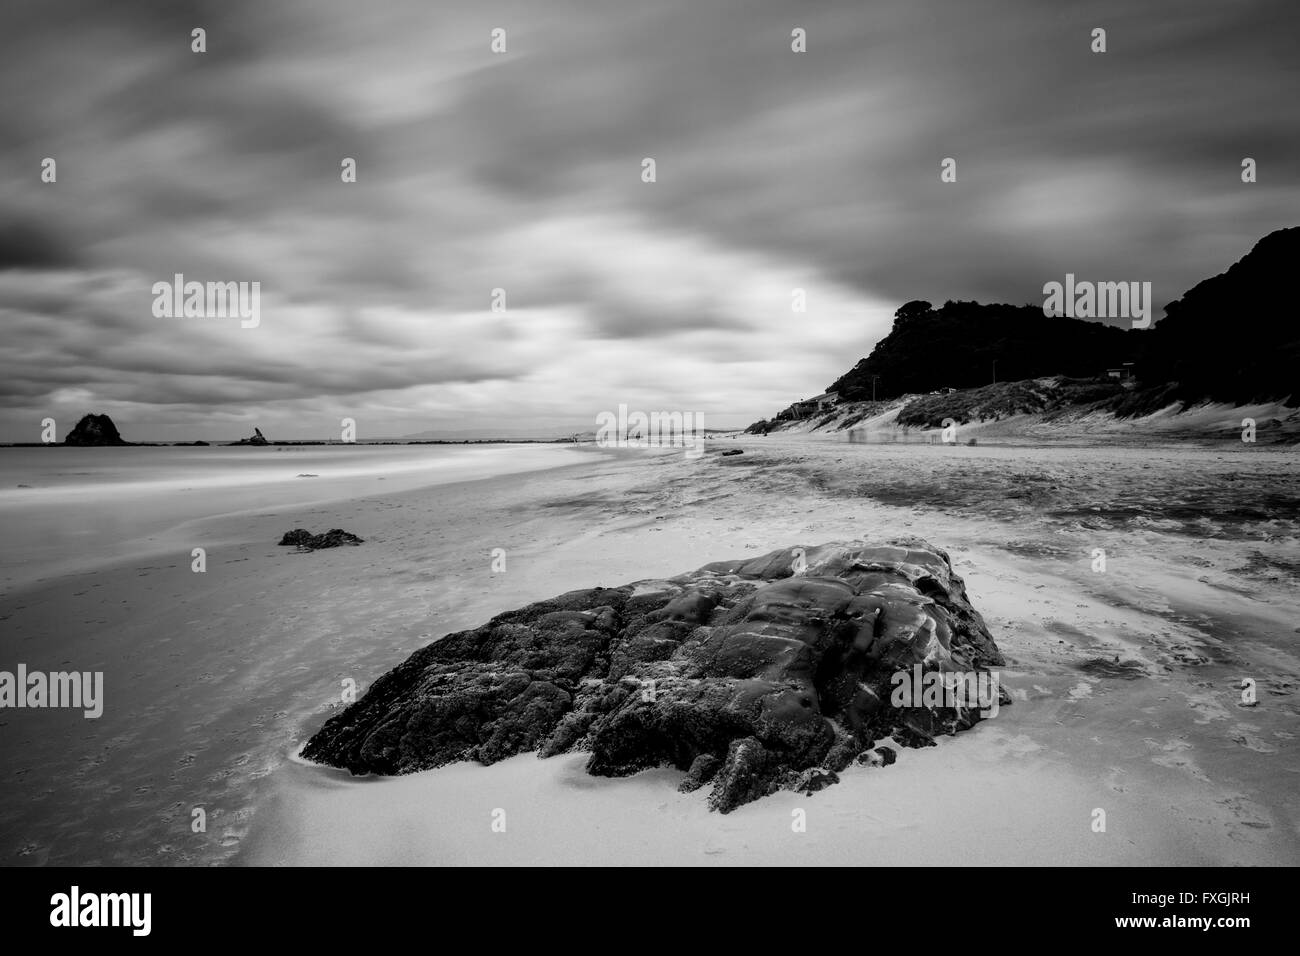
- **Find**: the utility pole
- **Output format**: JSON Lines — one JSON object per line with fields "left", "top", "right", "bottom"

{"left": 871, "top": 374, "right": 880, "bottom": 402}
{"left": 992, "top": 360, "right": 997, "bottom": 385}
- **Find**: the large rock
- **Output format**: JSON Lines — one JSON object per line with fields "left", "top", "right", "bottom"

{"left": 302, "top": 540, "right": 1007, "bottom": 812}
{"left": 64, "top": 413, "right": 127, "bottom": 446}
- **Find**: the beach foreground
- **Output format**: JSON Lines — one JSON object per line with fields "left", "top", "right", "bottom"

{"left": 1, "top": 438, "right": 1296, "bottom": 865}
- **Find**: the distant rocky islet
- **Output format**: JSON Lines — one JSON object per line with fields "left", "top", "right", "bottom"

{"left": 63, "top": 413, "right": 129, "bottom": 446}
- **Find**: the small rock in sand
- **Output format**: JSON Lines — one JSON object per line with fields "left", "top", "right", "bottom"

{"left": 278, "top": 528, "right": 364, "bottom": 551}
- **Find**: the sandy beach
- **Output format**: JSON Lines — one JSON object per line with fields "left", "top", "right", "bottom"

{"left": 4, "top": 436, "right": 1294, "bottom": 866}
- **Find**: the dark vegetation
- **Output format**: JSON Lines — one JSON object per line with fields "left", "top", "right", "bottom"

{"left": 751, "top": 227, "right": 1299, "bottom": 431}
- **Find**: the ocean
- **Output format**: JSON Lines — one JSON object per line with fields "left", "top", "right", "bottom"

{"left": 0, "top": 444, "right": 570, "bottom": 594}
{"left": 0, "top": 442, "right": 580, "bottom": 865}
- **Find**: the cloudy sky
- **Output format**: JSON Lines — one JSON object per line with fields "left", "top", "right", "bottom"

{"left": 1, "top": 0, "right": 1296, "bottom": 440}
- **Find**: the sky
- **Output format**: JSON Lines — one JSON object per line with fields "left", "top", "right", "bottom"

{"left": 1, "top": 0, "right": 1297, "bottom": 440}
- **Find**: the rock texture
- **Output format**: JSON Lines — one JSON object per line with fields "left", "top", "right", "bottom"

{"left": 278, "top": 528, "right": 364, "bottom": 550}
{"left": 302, "top": 540, "right": 1007, "bottom": 812}
{"left": 64, "top": 413, "right": 127, "bottom": 446}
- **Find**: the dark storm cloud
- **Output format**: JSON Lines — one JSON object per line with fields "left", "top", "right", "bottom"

{"left": 580, "top": 299, "right": 754, "bottom": 340}
{"left": 0, "top": 0, "right": 1296, "bottom": 437}
{"left": 0, "top": 220, "right": 76, "bottom": 270}
{"left": 440, "top": 0, "right": 1299, "bottom": 311}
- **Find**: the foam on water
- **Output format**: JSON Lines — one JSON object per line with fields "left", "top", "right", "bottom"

{"left": 0, "top": 444, "right": 572, "bottom": 592}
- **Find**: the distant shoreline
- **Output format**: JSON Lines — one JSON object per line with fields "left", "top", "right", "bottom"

{"left": 0, "top": 433, "right": 741, "bottom": 449}
{"left": 0, "top": 438, "right": 584, "bottom": 448}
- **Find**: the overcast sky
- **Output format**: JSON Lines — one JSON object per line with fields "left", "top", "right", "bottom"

{"left": 1, "top": 0, "right": 1296, "bottom": 440}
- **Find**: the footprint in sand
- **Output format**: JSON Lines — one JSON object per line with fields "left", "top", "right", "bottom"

{"left": 1067, "top": 681, "right": 1094, "bottom": 700}
{"left": 1180, "top": 689, "right": 1232, "bottom": 725}
{"left": 1104, "top": 767, "right": 1128, "bottom": 793}
{"left": 1217, "top": 796, "right": 1272, "bottom": 836}
{"left": 1229, "top": 727, "right": 1278, "bottom": 754}
{"left": 1144, "top": 736, "right": 1210, "bottom": 782}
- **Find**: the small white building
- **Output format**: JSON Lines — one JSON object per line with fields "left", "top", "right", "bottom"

{"left": 1106, "top": 363, "right": 1136, "bottom": 381}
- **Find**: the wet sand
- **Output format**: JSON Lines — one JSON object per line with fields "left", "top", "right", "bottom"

{"left": 3, "top": 438, "right": 1297, "bottom": 865}
{"left": 245, "top": 438, "right": 1299, "bottom": 866}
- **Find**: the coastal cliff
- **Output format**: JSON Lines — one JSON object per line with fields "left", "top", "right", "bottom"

{"left": 750, "top": 227, "right": 1300, "bottom": 436}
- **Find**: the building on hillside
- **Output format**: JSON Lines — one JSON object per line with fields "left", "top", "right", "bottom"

{"left": 784, "top": 391, "right": 841, "bottom": 420}
{"left": 1105, "top": 363, "right": 1136, "bottom": 381}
